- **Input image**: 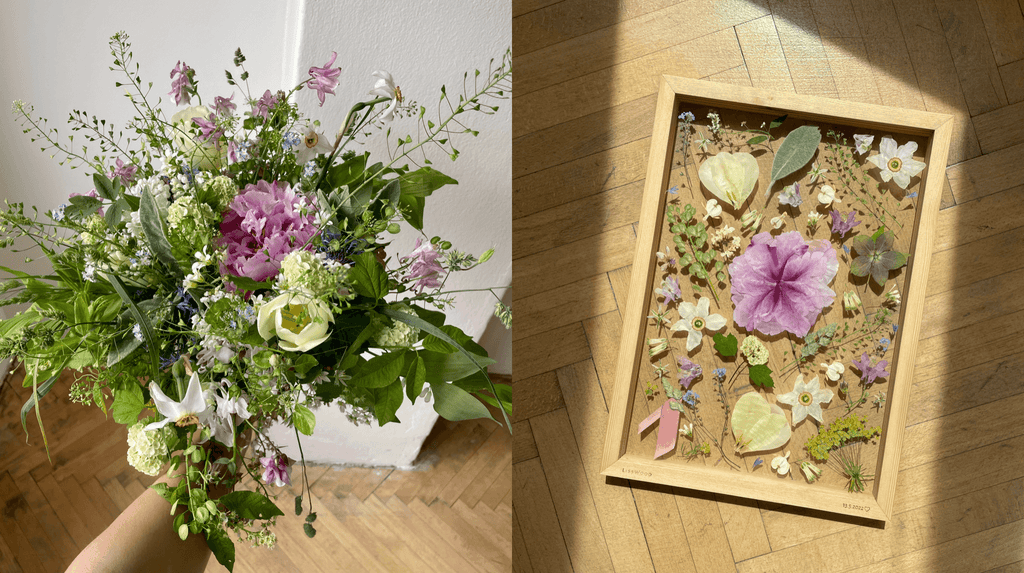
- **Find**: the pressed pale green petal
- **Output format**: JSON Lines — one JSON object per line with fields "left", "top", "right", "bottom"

{"left": 731, "top": 392, "right": 792, "bottom": 453}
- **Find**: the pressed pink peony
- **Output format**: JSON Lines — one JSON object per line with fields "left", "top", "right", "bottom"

{"left": 218, "top": 180, "right": 318, "bottom": 283}
{"left": 728, "top": 231, "right": 839, "bottom": 337}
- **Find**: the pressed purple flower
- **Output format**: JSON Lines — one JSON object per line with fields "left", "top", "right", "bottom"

{"left": 212, "top": 94, "right": 237, "bottom": 116}
{"left": 851, "top": 352, "right": 889, "bottom": 386}
{"left": 655, "top": 275, "right": 682, "bottom": 304}
{"left": 728, "top": 231, "right": 839, "bottom": 337}
{"left": 779, "top": 183, "right": 802, "bottom": 207}
{"left": 168, "top": 61, "right": 193, "bottom": 106}
{"left": 218, "top": 180, "right": 319, "bottom": 284}
{"left": 677, "top": 357, "right": 703, "bottom": 389}
{"left": 191, "top": 113, "right": 224, "bottom": 143}
{"left": 307, "top": 51, "right": 342, "bottom": 106}
{"left": 829, "top": 210, "right": 860, "bottom": 238}
{"left": 401, "top": 237, "right": 445, "bottom": 292}
{"left": 260, "top": 454, "right": 290, "bottom": 487}
{"left": 109, "top": 158, "right": 137, "bottom": 186}
{"left": 252, "top": 90, "right": 278, "bottom": 120}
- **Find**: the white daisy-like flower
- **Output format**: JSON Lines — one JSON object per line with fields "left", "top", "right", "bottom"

{"left": 853, "top": 134, "right": 874, "bottom": 155}
{"left": 771, "top": 451, "right": 791, "bottom": 476}
{"left": 818, "top": 185, "right": 836, "bottom": 205}
{"left": 776, "top": 374, "right": 833, "bottom": 425}
{"left": 670, "top": 296, "right": 727, "bottom": 351}
{"left": 867, "top": 136, "right": 926, "bottom": 190}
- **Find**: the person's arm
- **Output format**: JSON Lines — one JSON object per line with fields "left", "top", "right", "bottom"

{"left": 64, "top": 472, "right": 214, "bottom": 573}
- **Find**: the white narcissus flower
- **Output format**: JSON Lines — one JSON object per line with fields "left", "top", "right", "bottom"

{"left": 671, "top": 296, "right": 727, "bottom": 351}
{"left": 821, "top": 361, "right": 845, "bottom": 382}
{"left": 771, "top": 451, "right": 791, "bottom": 476}
{"left": 145, "top": 372, "right": 210, "bottom": 431}
{"left": 294, "top": 128, "right": 333, "bottom": 164}
{"left": 818, "top": 185, "right": 836, "bottom": 205}
{"left": 854, "top": 134, "right": 874, "bottom": 155}
{"left": 369, "top": 71, "right": 402, "bottom": 122}
{"left": 867, "top": 136, "right": 926, "bottom": 190}
{"left": 776, "top": 374, "right": 834, "bottom": 425}
{"left": 257, "top": 292, "right": 334, "bottom": 352}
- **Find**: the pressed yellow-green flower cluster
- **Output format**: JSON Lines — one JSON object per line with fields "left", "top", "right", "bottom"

{"left": 805, "top": 414, "right": 881, "bottom": 462}
{"left": 740, "top": 336, "right": 769, "bottom": 365}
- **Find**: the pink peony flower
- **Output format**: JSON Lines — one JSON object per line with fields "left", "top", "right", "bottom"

{"left": 260, "top": 454, "right": 290, "bottom": 487}
{"left": 401, "top": 237, "right": 444, "bottom": 292}
{"left": 728, "top": 231, "right": 839, "bottom": 337}
{"left": 218, "top": 180, "right": 318, "bottom": 283}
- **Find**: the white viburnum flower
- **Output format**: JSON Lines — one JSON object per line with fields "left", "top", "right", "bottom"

{"left": 771, "top": 451, "right": 791, "bottom": 476}
{"left": 671, "top": 296, "right": 727, "bottom": 351}
{"left": 369, "top": 71, "right": 402, "bottom": 122}
{"left": 776, "top": 374, "right": 833, "bottom": 425}
{"left": 821, "top": 361, "right": 845, "bottom": 382}
{"left": 853, "top": 134, "right": 874, "bottom": 155}
{"left": 126, "top": 422, "right": 175, "bottom": 476}
{"left": 145, "top": 372, "right": 210, "bottom": 431}
{"left": 867, "top": 136, "right": 926, "bottom": 190}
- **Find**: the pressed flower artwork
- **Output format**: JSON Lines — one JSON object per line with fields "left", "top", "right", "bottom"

{"left": 629, "top": 99, "right": 927, "bottom": 503}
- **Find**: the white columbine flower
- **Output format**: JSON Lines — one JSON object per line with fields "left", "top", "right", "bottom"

{"left": 145, "top": 372, "right": 210, "bottom": 431}
{"left": 820, "top": 361, "right": 845, "bottom": 382}
{"left": 867, "top": 136, "right": 926, "bottom": 190}
{"left": 671, "top": 296, "right": 727, "bottom": 351}
{"left": 818, "top": 185, "right": 836, "bottom": 205}
{"left": 854, "top": 134, "right": 874, "bottom": 155}
{"left": 771, "top": 451, "right": 791, "bottom": 476}
{"left": 369, "top": 71, "right": 402, "bottom": 122}
{"left": 703, "top": 199, "right": 722, "bottom": 220}
{"left": 777, "top": 374, "right": 833, "bottom": 425}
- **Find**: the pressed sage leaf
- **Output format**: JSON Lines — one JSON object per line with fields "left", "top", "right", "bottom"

{"left": 768, "top": 125, "right": 821, "bottom": 195}
{"left": 747, "top": 135, "right": 768, "bottom": 145}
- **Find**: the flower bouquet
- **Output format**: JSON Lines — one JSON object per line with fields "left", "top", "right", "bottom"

{"left": 2, "top": 31, "right": 511, "bottom": 569}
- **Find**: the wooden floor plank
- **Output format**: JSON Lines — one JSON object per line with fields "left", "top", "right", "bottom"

{"left": 511, "top": 460, "right": 574, "bottom": 572}
{"left": 411, "top": 498, "right": 513, "bottom": 572}
{"left": 850, "top": 0, "right": 927, "bottom": 112}
{"left": 976, "top": 0, "right": 1024, "bottom": 67}
{"left": 1000, "top": 59, "right": 1024, "bottom": 105}
{"left": 736, "top": 15, "right": 796, "bottom": 94}
{"left": 14, "top": 474, "right": 78, "bottom": 562}
{"left": 512, "top": 322, "right": 592, "bottom": 381}
{"left": 512, "top": 421, "right": 539, "bottom": 464}
{"left": 438, "top": 425, "right": 510, "bottom": 505}
{"left": 451, "top": 499, "right": 512, "bottom": 559}
{"left": 946, "top": 141, "right": 1024, "bottom": 202}
{"left": 515, "top": 273, "right": 619, "bottom": 341}
{"left": 716, "top": 496, "right": 772, "bottom": 562}
{"left": 0, "top": 473, "right": 51, "bottom": 573}
{"left": 319, "top": 493, "right": 415, "bottom": 573}
{"left": 476, "top": 459, "right": 513, "bottom": 509}
{"left": 931, "top": 184, "right": 1024, "bottom": 253}
{"left": 934, "top": 0, "right": 1009, "bottom": 115}
{"left": 512, "top": 0, "right": 680, "bottom": 56}
{"left": 512, "top": 224, "right": 636, "bottom": 301}
{"left": 926, "top": 224, "right": 1024, "bottom": 295}
{"left": 972, "top": 100, "right": 1024, "bottom": 154}
{"left": 382, "top": 495, "right": 479, "bottom": 573}
{"left": 770, "top": 0, "right": 840, "bottom": 98}
{"left": 512, "top": 510, "right": 534, "bottom": 573}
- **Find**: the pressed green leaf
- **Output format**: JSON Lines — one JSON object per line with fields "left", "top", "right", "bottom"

{"left": 429, "top": 381, "right": 495, "bottom": 423}
{"left": 770, "top": 114, "right": 788, "bottom": 129}
{"left": 219, "top": 491, "right": 284, "bottom": 520}
{"left": 768, "top": 125, "right": 822, "bottom": 193}
{"left": 748, "top": 364, "right": 774, "bottom": 389}
{"left": 348, "top": 351, "right": 406, "bottom": 388}
{"left": 112, "top": 382, "right": 145, "bottom": 425}
{"left": 747, "top": 135, "right": 768, "bottom": 145}
{"left": 713, "top": 333, "right": 738, "bottom": 357}
{"left": 292, "top": 405, "right": 316, "bottom": 436}
{"left": 303, "top": 523, "right": 317, "bottom": 538}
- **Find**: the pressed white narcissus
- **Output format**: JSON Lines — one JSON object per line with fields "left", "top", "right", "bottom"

{"left": 776, "top": 374, "right": 834, "bottom": 425}
{"left": 867, "top": 136, "right": 926, "bottom": 190}
{"left": 671, "top": 296, "right": 727, "bottom": 351}
{"left": 146, "top": 372, "right": 210, "bottom": 431}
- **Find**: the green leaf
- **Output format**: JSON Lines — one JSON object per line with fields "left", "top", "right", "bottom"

{"left": 303, "top": 523, "right": 317, "bottom": 538}
{"left": 430, "top": 381, "right": 495, "bottom": 423}
{"left": 768, "top": 125, "right": 822, "bottom": 194}
{"left": 139, "top": 188, "right": 179, "bottom": 273}
{"left": 801, "top": 323, "right": 839, "bottom": 360}
{"left": 219, "top": 491, "right": 285, "bottom": 520}
{"left": 747, "top": 135, "right": 768, "bottom": 145}
{"left": 404, "top": 353, "right": 427, "bottom": 403}
{"left": 398, "top": 194, "right": 427, "bottom": 230}
{"left": 422, "top": 324, "right": 486, "bottom": 355}
{"left": 398, "top": 166, "right": 458, "bottom": 198}
{"left": 349, "top": 252, "right": 387, "bottom": 300}
{"left": 682, "top": 204, "right": 696, "bottom": 222}
{"left": 348, "top": 351, "right": 406, "bottom": 388}
{"left": 769, "top": 114, "right": 788, "bottom": 129}
{"left": 19, "top": 374, "right": 58, "bottom": 453}
{"left": 92, "top": 173, "right": 117, "bottom": 201}
{"left": 106, "top": 274, "right": 161, "bottom": 380}
{"left": 294, "top": 495, "right": 303, "bottom": 516}
{"left": 206, "top": 527, "right": 236, "bottom": 572}
{"left": 108, "top": 334, "right": 143, "bottom": 368}
{"left": 713, "top": 333, "right": 738, "bottom": 357}
{"left": 372, "top": 379, "right": 404, "bottom": 426}
{"left": 223, "top": 275, "right": 274, "bottom": 292}
{"left": 66, "top": 195, "right": 102, "bottom": 217}
{"left": 382, "top": 308, "right": 507, "bottom": 428}
{"left": 748, "top": 364, "right": 774, "bottom": 389}
{"left": 292, "top": 405, "right": 316, "bottom": 436}
{"left": 420, "top": 350, "right": 496, "bottom": 383}
{"left": 112, "top": 382, "right": 145, "bottom": 425}
{"left": 104, "top": 200, "right": 123, "bottom": 231}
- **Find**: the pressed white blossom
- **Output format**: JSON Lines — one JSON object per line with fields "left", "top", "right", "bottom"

{"left": 821, "top": 361, "right": 845, "bottom": 382}
{"left": 771, "top": 451, "right": 791, "bottom": 476}
{"left": 671, "top": 296, "right": 727, "bottom": 351}
{"left": 867, "top": 136, "right": 926, "bottom": 190}
{"left": 854, "top": 134, "right": 874, "bottom": 155}
{"left": 800, "top": 460, "right": 822, "bottom": 483}
{"left": 770, "top": 215, "right": 784, "bottom": 230}
{"left": 703, "top": 198, "right": 723, "bottom": 220}
{"left": 818, "top": 185, "right": 836, "bottom": 205}
{"left": 776, "top": 374, "right": 833, "bottom": 425}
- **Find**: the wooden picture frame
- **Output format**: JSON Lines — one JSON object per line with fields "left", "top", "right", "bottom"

{"left": 601, "top": 75, "right": 952, "bottom": 522}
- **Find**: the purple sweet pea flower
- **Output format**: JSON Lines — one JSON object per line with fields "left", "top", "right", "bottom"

{"left": 260, "top": 455, "right": 290, "bottom": 487}
{"left": 109, "top": 158, "right": 137, "bottom": 187}
{"left": 677, "top": 357, "right": 703, "bottom": 389}
{"left": 307, "top": 51, "right": 341, "bottom": 106}
{"left": 168, "top": 61, "right": 193, "bottom": 106}
{"left": 851, "top": 352, "right": 889, "bottom": 386}
{"left": 829, "top": 209, "right": 861, "bottom": 238}
{"left": 728, "top": 231, "right": 839, "bottom": 337}
{"left": 191, "top": 114, "right": 224, "bottom": 143}
{"left": 401, "top": 237, "right": 445, "bottom": 292}
{"left": 252, "top": 90, "right": 278, "bottom": 120}
{"left": 218, "top": 180, "right": 319, "bottom": 284}
{"left": 212, "top": 94, "right": 237, "bottom": 116}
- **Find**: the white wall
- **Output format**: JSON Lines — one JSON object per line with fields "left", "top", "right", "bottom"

{"left": 0, "top": 0, "right": 510, "bottom": 467}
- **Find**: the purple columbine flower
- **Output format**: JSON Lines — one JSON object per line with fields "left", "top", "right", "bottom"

{"left": 678, "top": 357, "right": 703, "bottom": 389}
{"left": 656, "top": 275, "right": 682, "bottom": 304}
{"left": 728, "top": 231, "right": 839, "bottom": 337}
{"left": 109, "top": 158, "right": 137, "bottom": 187}
{"left": 307, "top": 51, "right": 341, "bottom": 106}
{"left": 168, "top": 61, "right": 193, "bottom": 106}
{"left": 829, "top": 209, "right": 861, "bottom": 238}
{"left": 191, "top": 114, "right": 224, "bottom": 143}
{"left": 212, "top": 94, "right": 237, "bottom": 116}
{"left": 260, "top": 454, "right": 291, "bottom": 487}
{"left": 252, "top": 90, "right": 278, "bottom": 120}
{"left": 851, "top": 352, "right": 889, "bottom": 386}
{"left": 401, "top": 237, "right": 445, "bottom": 292}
